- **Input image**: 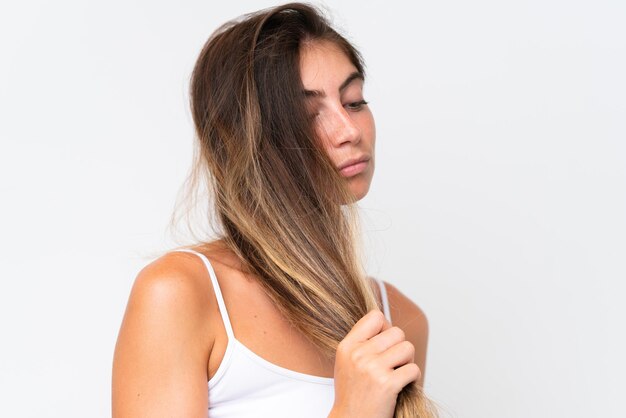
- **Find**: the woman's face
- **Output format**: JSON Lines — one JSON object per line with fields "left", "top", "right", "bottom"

{"left": 299, "top": 40, "right": 376, "bottom": 201}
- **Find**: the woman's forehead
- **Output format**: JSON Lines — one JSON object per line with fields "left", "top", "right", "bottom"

{"left": 299, "top": 40, "right": 360, "bottom": 91}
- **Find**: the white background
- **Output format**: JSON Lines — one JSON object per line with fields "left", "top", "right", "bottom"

{"left": 1, "top": 1, "right": 624, "bottom": 417}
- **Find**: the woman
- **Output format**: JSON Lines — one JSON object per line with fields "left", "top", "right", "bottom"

{"left": 112, "top": 3, "right": 438, "bottom": 417}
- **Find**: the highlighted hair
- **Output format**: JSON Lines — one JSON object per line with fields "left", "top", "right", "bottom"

{"left": 177, "top": 3, "right": 438, "bottom": 417}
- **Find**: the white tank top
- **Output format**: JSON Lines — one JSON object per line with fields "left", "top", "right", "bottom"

{"left": 175, "top": 249, "right": 392, "bottom": 418}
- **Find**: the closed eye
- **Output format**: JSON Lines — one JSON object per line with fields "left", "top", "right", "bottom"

{"left": 345, "top": 100, "right": 369, "bottom": 111}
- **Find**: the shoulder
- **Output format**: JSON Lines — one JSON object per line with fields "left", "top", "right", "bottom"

{"left": 380, "top": 280, "right": 430, "bottom": 385}
{"left": 383, "top": 281, "right": 428, "bottom": 335}
{"left": 126, "top": 251, "right": 215, "bottom": 326}
{"left": 112, "top": 250, "right": 215, "bottom": 416}
{"left": 133, "top": 250, "right": 212, "bottom": 298}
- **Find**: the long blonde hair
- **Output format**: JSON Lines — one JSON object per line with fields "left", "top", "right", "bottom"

{"left": 176, "top": 3, "right": 438, "bottom": 417}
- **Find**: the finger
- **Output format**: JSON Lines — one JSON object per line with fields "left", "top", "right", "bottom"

{"left": 390, "top": 362, "right": 421, "bottom": 393}
{"left": 366, "top": 326, "right": 406, "bottom": 354}
{"left": 344, "top": 310, "right": 388, "bottom": 343}
{"left": 379, "top": 340, "right": 415, "bottom": 369}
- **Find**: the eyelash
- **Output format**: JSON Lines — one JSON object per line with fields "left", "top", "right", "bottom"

{"left": 308, "top": 100, "right": 369, "bottom": 120}
{"left": 345, "top": 100, "right": 369, "bottom": 111}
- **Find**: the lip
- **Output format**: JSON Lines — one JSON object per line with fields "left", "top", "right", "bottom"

{"left": 338, "top": 155, "right": 370, "bottom": 177}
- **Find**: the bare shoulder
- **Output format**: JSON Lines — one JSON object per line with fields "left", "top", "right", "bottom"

{"left": 122, "top": 251, "right": 215, "bottom": 334}
{"left": 382, "top": 281, "right": 430, "bottom": 386}
{"left": 112, "top": 251, "right": 215, "bottom": 417}
{"left": 135, "top": 250, "right": 212, "bottom": 298}
{"left": 383, "top": 282, "right": 428, "bottom": 335}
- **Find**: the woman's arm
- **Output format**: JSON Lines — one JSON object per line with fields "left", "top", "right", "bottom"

{"left": 112, "top": 253, "right": 213, "bottom": 417}
{"left": 383, "top": 282, "right": 429, "bottom": 387}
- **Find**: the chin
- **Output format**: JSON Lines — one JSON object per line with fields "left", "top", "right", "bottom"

{"left": 347, "top": 178, "right": 372, "bottom": 202}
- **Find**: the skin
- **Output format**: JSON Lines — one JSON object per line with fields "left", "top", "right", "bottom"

{"left": 112, "top": 40, "right": 429, "bottom": 418}
{"left": 300, "top": 40, "right": 376, "bottom": 200}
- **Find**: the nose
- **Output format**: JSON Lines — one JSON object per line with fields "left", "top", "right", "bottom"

{"left": 323, "top": 106, "right": 361, "bottom": 147}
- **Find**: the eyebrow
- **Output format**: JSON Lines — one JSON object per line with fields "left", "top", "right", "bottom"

{"left": 303, "top": 71, "right": 364, "bottom": 98}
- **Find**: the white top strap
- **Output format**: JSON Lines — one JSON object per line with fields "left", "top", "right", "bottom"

{"left": 375, "top": 278, "right": 392, "bottom": 324}
{"left": 173, "top": 249, "right": 392, "bottom": 333}
{"left": 173, "top": 249, "right": 235, "bottom": 339}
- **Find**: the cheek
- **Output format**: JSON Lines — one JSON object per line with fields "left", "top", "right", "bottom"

{"left": 359, "top": 112, "right": 376, "bottom": 146}
{"left": 310, "top": 122, "right": 334, "bottom": 162}
{"left": 309, "top": 115, "right": 325, "bottom": 140}
{"left": 312, "top": 119, "right": 336, "bottom": 153}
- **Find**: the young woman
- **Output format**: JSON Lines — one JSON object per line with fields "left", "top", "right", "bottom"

{"left": 112, "top": 3, "right": 438, "bottom": 417}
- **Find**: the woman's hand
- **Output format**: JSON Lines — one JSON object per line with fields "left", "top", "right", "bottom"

{"left": 329, "top": 310, "right": 421, "bottom": 418}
